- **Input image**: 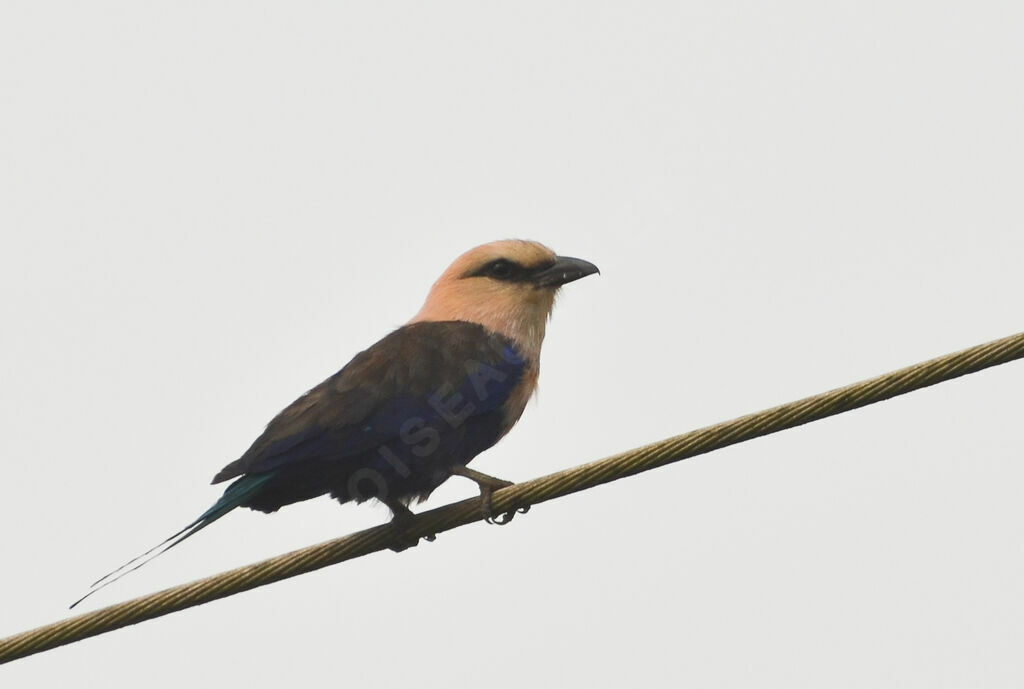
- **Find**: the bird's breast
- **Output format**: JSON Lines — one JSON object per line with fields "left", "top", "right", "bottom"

{"left": 499, "top": 360, "right": 540, "bottom": 437}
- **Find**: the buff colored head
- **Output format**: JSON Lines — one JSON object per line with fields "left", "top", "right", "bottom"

{"left": 411, "top": 239, "right": 599, "bottom": 357}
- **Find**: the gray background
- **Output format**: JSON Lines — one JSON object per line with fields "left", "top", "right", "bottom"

{"left": 2, "top": 2, "right": 1022, "bottom": 686}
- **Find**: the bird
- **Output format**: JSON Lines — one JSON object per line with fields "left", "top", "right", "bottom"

{"left": 74, "top": 239, "right": 598, "bottom": 607}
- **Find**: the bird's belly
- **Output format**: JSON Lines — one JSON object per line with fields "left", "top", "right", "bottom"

{"left": 323, "top": 408, "right": 509, "bottom": 506}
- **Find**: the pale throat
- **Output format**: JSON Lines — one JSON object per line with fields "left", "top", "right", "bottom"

{"left": 411, "top": 289, "right": 556, "bottom": 363}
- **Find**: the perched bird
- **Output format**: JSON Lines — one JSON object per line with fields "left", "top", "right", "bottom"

{"left": 75, "top": 239, "right": 598, "bottom": 607}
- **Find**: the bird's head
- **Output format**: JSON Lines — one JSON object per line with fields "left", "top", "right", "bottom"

{"left": 412, "top": 239, "right": 599, "bottom": 357}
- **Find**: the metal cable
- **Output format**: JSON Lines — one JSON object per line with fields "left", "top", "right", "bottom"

{"left": 2, "top": 329, "right": 1022, "bottom": 665}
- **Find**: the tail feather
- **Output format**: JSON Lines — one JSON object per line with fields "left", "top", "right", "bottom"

{"left": 71, "top": 474, "right": 274, "bottom": 609}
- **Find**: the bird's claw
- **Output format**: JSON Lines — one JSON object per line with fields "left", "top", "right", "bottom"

{"left": 385, "top": 500, "right": 435, "bottom": 552}
{"left": 387, "top": 524, "right": 436, "bottom": 552}
{"left": 389, "top": 535, "right": 419, "bottom": 553}
{"left": 486, "top": 505, "right": 531, "bottom": 525}
{"left": 479, "top": 484, "right": 530, "bottom": 525}
{"left": 449, "top": 466, "right": 529, "bottom": 526}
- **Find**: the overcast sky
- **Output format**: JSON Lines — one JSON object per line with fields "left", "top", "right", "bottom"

{"left": 2, "top": 2, "right": 1023, "bottom": 687}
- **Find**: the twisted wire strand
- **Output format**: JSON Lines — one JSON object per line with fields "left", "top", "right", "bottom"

{"left": 2, "top": 330, "right": 1022, "bottom": 665}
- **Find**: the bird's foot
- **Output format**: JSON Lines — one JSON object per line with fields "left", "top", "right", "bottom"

{"left": 450, "top": 466, "right": 531, "bottom": 525}
{"left": 478, "top": 484, "right": 531, "bottom": 525}
{"left": 384, "top": 499, "right": 436, "bottom": 552}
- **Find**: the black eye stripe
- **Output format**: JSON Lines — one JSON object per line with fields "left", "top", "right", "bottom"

{"left": 488, "top": 259, "right": 514, "bottom": 278}
{"left": 463, "top": 258, "right": 556, "bottom": 283}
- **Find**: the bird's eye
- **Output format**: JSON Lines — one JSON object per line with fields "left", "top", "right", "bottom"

{"left": 488, "top": 260, "right": 514, "bottom": 279}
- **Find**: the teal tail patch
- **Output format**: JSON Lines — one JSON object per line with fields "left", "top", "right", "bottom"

{"left": 71, "top": 473, "right": 275, "bottom": 609}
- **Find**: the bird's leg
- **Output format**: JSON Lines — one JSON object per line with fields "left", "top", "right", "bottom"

{"left": 383, "top": 499, "right": 435, "bottom": 552}
{"left": 450, "top": 465, "right": 530, "bottom": 525}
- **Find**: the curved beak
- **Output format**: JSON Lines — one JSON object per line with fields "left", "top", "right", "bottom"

{"left": 533, "top": 255, "right": 600, "bottom": 288}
